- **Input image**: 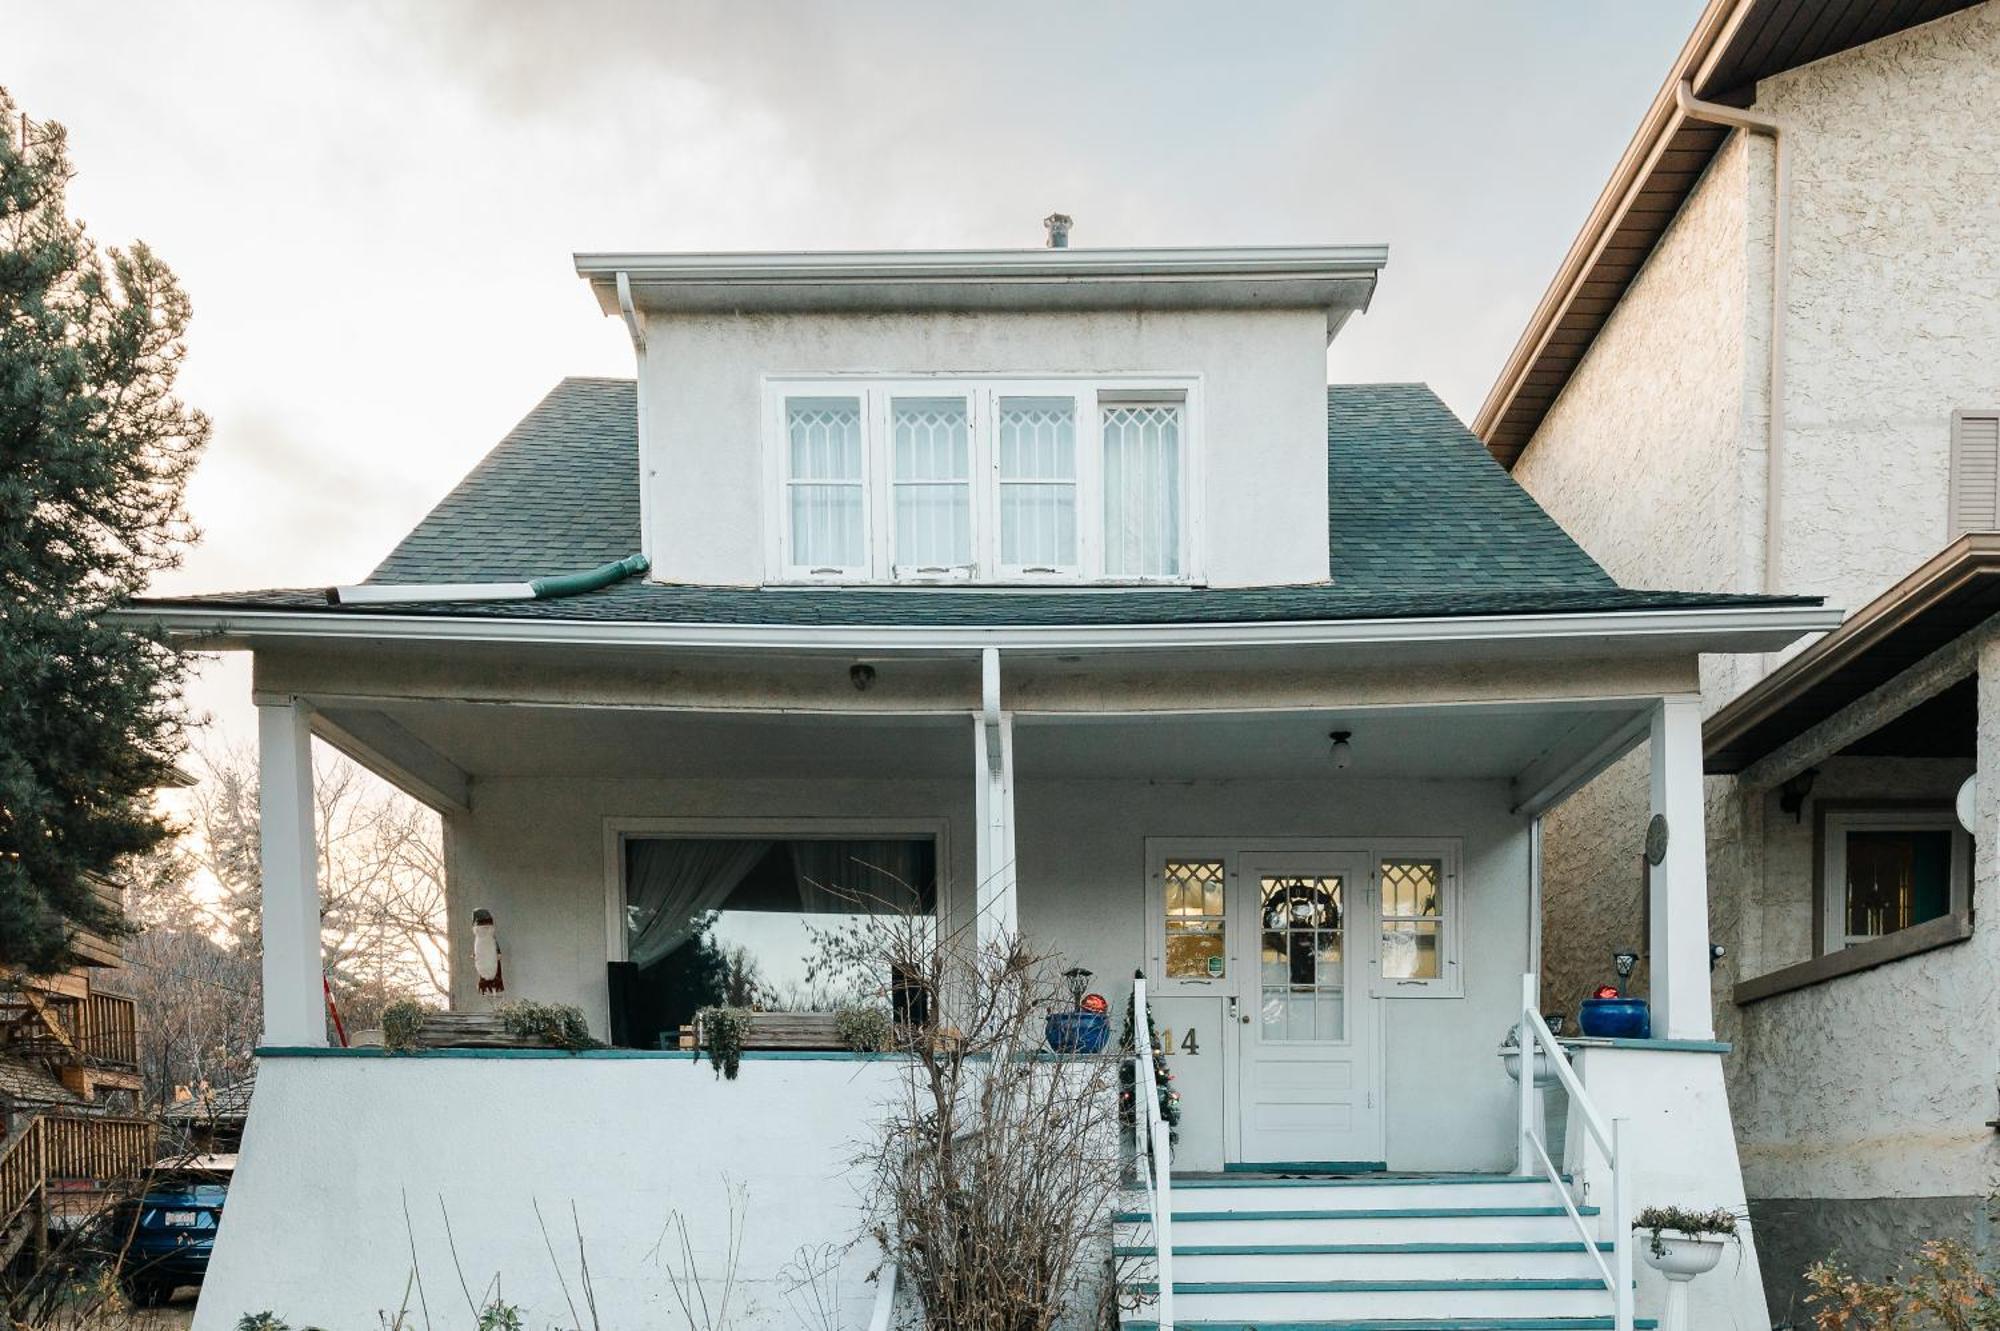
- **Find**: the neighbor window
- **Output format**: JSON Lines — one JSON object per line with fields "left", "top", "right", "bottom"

{"left": 772, "top": 377, "right": 1194, "bottom": 582}
{"left": 1820, "top": 808, "right": 1969, "bottom": 954}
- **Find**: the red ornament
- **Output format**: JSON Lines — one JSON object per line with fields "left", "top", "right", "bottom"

{"left": 1591, "top": 984, "right": 1621, "bottom": 1000}
{"left": 1080, "top": 992, "right": 1109, "bottom": 1015}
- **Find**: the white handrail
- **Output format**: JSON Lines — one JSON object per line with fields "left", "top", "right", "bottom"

{"left": 1515, "top": 973, "right": 1633, "bottom": 1331}
{"left": 1132, "top": 976, "right": 1173, "bottom": 1331}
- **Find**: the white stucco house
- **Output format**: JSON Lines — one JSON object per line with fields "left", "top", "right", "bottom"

{"left": 126, "top": 236, "right": 1833, "bottom": 1331}
{"left": 1477, "top": 0, "right": 2000, "bottom": 1318}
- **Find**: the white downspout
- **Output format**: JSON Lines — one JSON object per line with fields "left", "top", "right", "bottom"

{"left": 616, "top": 271, "right": 654, "bottom": 577}
{"left": 1674, "top": 79, "right": 1788, "bottom": 596}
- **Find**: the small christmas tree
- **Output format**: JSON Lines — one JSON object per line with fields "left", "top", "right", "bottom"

{"left": 1119, "top": 969, "right": 1180, "bottom": 1146}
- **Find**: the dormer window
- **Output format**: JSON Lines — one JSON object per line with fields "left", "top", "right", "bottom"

{"left": 768, "top": 375, "right": 1197, "bottom": 583}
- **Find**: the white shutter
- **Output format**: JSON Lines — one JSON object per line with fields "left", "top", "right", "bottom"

{"left": 1949, "top": 410, "right": 2000, "bottom": 537}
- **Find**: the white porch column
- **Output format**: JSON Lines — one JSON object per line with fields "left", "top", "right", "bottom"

{"left": 1647, "top": 696, "right": 1714, "bottom": 1041}
{"left": 972, "top": 648, "right": 1018, "bottom": 951}
{"left": 258, "top": 700, "right": 326, "bottom": 1047}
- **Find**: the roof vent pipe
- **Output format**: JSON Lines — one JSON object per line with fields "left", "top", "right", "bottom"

{"left": 1043, "top": 213, "right": 1072, "bottom": 249}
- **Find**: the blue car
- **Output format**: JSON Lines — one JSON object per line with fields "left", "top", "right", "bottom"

{"left": 114, "top": 1162, "right": 230, "bottom": 1306}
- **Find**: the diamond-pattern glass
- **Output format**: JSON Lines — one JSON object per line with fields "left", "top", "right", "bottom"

{"left": 1380, "top": 859, "right": 1443, "bottom": 981}
{"left": 1163, "top": 859, "right": 1225, "bottom": 979}
{"left": 1102, "top": 402, "right": 1182, "bottom": 577}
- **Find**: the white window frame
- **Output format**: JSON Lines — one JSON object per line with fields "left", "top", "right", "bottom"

{"left": 1371, "top": 839, "right": 1463, "bottom": 999}
{"left": 1819, "top": 806, "right": 1970, "bottom": 955}
{"left": 763, "top": 373, "right": 1202, "bottom": 585}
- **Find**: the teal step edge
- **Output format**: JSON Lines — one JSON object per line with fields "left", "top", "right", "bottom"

{"left": 1122, "top": 1320, "right": 1659, "bottom": 1330}
{"left": 1113, "top": 1206, "right": 1601, "bottom": 1223}
{"left": 1171, "top": 1174, "right": 1565, "bottom": 1190}
{"left": 1114, "top": 1241, "right": 1614, "bottom": 1257}
{"left": 1135, "top": 1278, "right": 1614, "bottom": 1294}
{"left": 1224, "top": 1161, "right": 1388, "bottom": 1174}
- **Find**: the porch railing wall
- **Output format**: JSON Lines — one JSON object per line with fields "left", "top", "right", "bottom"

{"left": 1515, "top": 972, "right": 1632, "bottom": 1331}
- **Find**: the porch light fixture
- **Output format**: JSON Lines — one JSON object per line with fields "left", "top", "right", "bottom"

{"left": 1613, "top": 949, "right": 1640, "bottom": 981}
{"left": 1778, "top": 767, "right": 1818, "bottom": 823}
{"left": 849, "top": 662, "right": 877, "bottom": 691}
{"left": 1329, "top": 730, "right": 1353, "bottom": 770}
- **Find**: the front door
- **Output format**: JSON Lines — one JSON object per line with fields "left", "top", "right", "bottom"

{"left": 1233, "top": 854, "right": 1382, "bottom": 1167}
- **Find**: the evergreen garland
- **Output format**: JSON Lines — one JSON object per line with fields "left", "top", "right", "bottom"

{"left": 1119, "top": 969, "right": 1180, "bottom": 1145}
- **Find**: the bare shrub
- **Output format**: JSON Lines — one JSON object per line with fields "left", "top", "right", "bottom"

{"left": 1806, "top": 1236, "right": 1999, "bottom": 1330}
{"left": 860, "top": 911, "right": 1124, "bottom": 1331}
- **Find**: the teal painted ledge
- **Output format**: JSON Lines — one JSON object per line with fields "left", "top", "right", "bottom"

{"left": 255, "top": 1045, "right": 900, "bottom": 1061}
{"left": 1558, "top": 1036, "right": 1732, "bottom": 1054}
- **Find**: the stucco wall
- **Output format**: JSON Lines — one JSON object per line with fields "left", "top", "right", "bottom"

{"left": 639, "top": 308, "right": 1331, "bottom": 588}
{"left": 1516, "top": 7, "right": 2000, "bottom": 1309}
{"left": 444, "top": 771, "right": 1530, "bottom": 1176}
{"left": 192, "top": 1054, "right": 935, "bottom": 1331}
{"left": 1512, "top": 130, "right": 1758, "bottom": 611}
{"left": 1757, "top": 3, "right": 2000, "bottom": 615}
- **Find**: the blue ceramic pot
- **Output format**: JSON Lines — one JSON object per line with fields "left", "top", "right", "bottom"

{"left": 1578, "top": 997, "right": 1651, "bottom": 1040}
{"left": 1044, "top": 1011, "right": 1110, "bottom": 1055}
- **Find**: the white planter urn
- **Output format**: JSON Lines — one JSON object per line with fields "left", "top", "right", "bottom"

{"left": 1500, "top": 1045, "right": 1556, "bottom": 1087}
{"left": 1640, "top": 1231, "right": 1729, "bottom": 1331}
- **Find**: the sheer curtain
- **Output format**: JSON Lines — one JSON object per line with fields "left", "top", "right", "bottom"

{"left": 1101, "top": 402, "right": 1182, "bottom": 577}
{"left": 626, "top": 839, "right": 771, "bottom": 970}
{"left": 998, "top": 396, "right": 1078, "bottom": 570}
{"left": 787, "top": 396, "right": 865, "bottom": 570}
{"left": 789, "top": 840, "right": 930, "bottom": 915}
{"left": 892, "top": 397, "right": 971, "bottom": 569}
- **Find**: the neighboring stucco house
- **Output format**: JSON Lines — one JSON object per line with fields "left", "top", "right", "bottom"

{"left": 125, "top": 238, "right": 1832, "bottom": 1331}
{"left": 1478, "top": 0, "right": 2000, "bottom": 1317}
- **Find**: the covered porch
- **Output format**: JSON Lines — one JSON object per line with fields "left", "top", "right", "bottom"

{"left": 173, "top": 609, "right": 1818, "bottom": 1331}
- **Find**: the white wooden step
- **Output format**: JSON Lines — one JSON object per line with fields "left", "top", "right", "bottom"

{"left": 1113, "top": 1241, "right": 1613, "bottom": 1282}
{"left": 1152, "top": 1174, "right": 1569, "bottom": 1214}
{"left": 1114, "top": 1206, "right": 1603, "bottom": 1248}
{"left": 1129, "top": 1278, "right": 1616, "bottom": 1320}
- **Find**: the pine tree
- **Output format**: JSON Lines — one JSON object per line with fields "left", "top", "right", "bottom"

{"left": 0, "top": 89, "right": 209, "bottom": 972}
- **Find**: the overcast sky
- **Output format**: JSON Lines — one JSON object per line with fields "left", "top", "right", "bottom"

{"left": 11, "top": 0, "right": 1702, "bottom": 751}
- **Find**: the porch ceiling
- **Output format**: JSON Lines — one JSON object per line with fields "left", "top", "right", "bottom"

{"left": 318, "top": 695, "right": 1651, "bottom": 797}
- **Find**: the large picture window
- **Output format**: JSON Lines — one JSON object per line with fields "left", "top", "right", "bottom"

{"left": 616, "top": 836, "right": 937, "bottom": 1050}
{"left": 770, "top": 377, "right": 1195, "bottom": 583}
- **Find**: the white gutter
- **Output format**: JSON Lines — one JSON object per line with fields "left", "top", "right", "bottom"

{"left": 575, "top": 244, "right": 1390, "bottom": 285}
{"left": 1675, "top": 79, "right": 1789, "bottom": 596}
{"left": 114, "top": 603, "right": 1842, "bottom": 655}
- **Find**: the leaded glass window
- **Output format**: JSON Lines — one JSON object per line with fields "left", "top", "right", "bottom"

{"left": 1163, "top": 859, "right": 1226, "bottom": 980}
{"left": 997, "top": 396, "right": 1077, "bottom": 572}
{"left": 1379, "top": 858, "right": 1443, "bottom": 981}
{"left": 891, "top": 396, "right": 972, "bottom": 571}
{"left": 1102, "top": 402, "right": 1181, "bottom": 577}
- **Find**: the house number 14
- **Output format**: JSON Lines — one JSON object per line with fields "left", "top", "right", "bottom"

{"left": 1159, "top": 1028, "right": 1200, "bottom": 1056}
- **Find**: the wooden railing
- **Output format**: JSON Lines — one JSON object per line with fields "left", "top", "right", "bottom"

{"left": 0, "top": 1113, "right": 158, "bottom": 1235}
{"left": 73, "top": 991, "right": 139, "bottom": 1070}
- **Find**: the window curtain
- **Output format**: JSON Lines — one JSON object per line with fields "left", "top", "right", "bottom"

{"left": 626, "top": 839, "right": 772, "bottom": 970}
{"left": 1101, "top": 403, "right": 1182, "bottom": 576}
{"left": 789, "top": 840, "right": 931, "bottom": 915}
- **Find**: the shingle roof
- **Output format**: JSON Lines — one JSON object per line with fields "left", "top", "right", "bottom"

{"left": 137, "top": 378, "right": 1814, "bottom": 627}
{"left": 0, "top": 1054, "right": 83, "bottom": 1106}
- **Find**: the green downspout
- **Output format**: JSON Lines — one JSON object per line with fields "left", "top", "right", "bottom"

{"left": 528, "top": 553, "right": 651, "bottom": 599}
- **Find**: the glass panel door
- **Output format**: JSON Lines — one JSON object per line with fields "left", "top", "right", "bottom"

{"left": 1258, "top": 874, "right": 1345, "bottom": 1043}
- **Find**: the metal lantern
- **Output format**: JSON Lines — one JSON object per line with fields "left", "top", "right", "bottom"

{"left": 1062, "top": 966, "right": 1093, "bottom": 1010}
